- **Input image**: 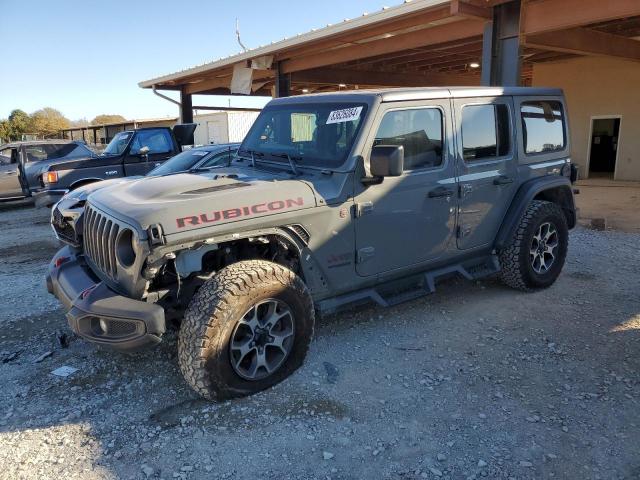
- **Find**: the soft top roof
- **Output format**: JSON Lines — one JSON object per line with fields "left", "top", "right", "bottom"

{"left": 269, "top": 86, "right": 564, "bottom": 106}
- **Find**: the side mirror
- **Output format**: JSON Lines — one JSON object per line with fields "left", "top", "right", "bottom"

{"left": 138, "top": 146, "right": 150, "bottom": 156}
{"left": 370, "top": 145, "right": 404, "bottom": 177}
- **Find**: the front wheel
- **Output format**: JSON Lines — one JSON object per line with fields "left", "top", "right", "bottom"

{"left": 178, "top": 260, "right": 314, "bottom": 400}
{"left": 499, "top": 200, "right": 568, "bottom": 291}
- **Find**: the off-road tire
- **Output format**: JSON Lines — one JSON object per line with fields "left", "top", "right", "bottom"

{"left": 499, "top": 200, "right": 568, "bottom": 291}
{"left": 178, "top": 260, "right": 314, "bottom": 400}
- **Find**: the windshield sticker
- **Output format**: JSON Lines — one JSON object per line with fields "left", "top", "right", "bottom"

{"left": 326, "top": 106, "right": 363, "bottom": 124}
{"left": 192, "top": 151, "right": 208, "bottom": 156}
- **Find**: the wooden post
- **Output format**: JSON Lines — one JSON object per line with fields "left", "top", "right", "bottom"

{"left": 483, "top": 0, "right": 522, "bottom": 86}
{"left": 275, "top": 62, "right": 290, "bottom": 98}
{"left": 180, "top": 89, "right": 193, "bottom": 123}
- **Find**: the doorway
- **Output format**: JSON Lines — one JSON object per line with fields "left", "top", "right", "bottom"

{"left": 588, "top": 117, "right": 621, "bottom": 179}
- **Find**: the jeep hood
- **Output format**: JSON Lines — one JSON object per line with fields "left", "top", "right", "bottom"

{"left": 67, "top": 177, "right": 139, "bottom": 202}
{"left": 88, "top": 167, "right": 317, "bottom": 235}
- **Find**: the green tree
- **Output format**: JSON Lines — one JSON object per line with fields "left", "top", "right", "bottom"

{"left": 8, "top": 109, "right": 31, "bottom": 140}
{"left": 0, "top": 120, "right": 13, "bottom": 143}
{"left": 30, "top": 108, "right": 70, "bottom": 138}
{"left": 90, "top": 114, "right": 126, "bottom": 125}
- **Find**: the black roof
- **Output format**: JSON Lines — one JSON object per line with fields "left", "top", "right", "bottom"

{"left": 0, "top": 139, "right": 78, "bottom": 148}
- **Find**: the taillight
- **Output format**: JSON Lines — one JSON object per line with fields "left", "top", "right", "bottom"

{"left": 46, "top": 171, "right": 58, "bottom": 184}
{"left": 54, "top": 256, "right": 70, "bottom": 268}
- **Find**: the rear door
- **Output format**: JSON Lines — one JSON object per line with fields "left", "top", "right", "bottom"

{"left": 453, "top": 96, "right": 517, "bottom": 249}
{"left": 124, "top": 129, "right": 175, "bottom": 175}
{"left": 354, "top": 100, "right": 457, "bottom": 276}
{"left": 0, "top": 148, "right": 25, "bottom": 198}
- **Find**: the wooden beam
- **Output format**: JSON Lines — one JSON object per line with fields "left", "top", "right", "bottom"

{"left": 184, "top": 69, "right": 274, "bottom": 95}
{"left": 523, "top": 0, "right": 640, "bottom": 35}
{"left": 184, "top": 76, "right": 230, "bottom": 95}
{"left": 291, "top": 67, "right": 479, "bottom": 87}
{"left": 281, "top": 19, "right": 484, "bottom": 74}
{"left": 525, "top": 27, "right": 640, "bottom": 62}
{"left": 280, "top": 6, "right": 452, "bottom": 60}
{"left": 450, "top": 0, "right": 492, "bottom": 21}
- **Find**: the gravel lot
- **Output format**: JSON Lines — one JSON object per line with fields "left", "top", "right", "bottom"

{"left": 0, "top": 205, "right": 639, "bottom": 480}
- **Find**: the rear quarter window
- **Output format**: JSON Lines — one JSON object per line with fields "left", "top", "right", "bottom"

{"left": 24, "top": 143, "right": 87, "bottom": 162}
{"left": 520, "top": 101, "right": 566, "bottom": 155}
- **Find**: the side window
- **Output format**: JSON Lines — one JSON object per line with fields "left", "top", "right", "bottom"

{"left": 200, "top": 151, "right": 234, "bottom": 168}
{"left": 0, "top": 148, "right": 13, "bottom": 165}
{"left": 0, "top": 152, "right": 12, "bottom": 165}
{"left": 520, "top": 101, "right": 565, "bottom": 154}
{"left": 131, "top": 129, "right": 173, "bottom": 155}
{"left": 373, "top": 108, "right": 443, "bottom": 171}
{"left": 461, "top": 104, "right": 510, "bottom": 161}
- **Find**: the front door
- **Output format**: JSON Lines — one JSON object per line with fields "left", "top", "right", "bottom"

{"left": 0, "top": 148, "right": 25, "bottom": 199}
{"left": 355, "top": 101, "right": 457, "bottom": 277}
{"left": 124, "top": 128, "right": 175, "bottom": 175}
{"left": 453, "top": 97, "right": 517, "bottom": 250}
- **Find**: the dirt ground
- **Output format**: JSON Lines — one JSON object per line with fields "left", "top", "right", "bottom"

{"left": 0, "top": 205, "right": 639, "bottom": 480}
{"left": 575, "top": 179, "right": 640, "bottom": 233}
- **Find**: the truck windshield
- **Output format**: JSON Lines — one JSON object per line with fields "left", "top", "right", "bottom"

{"left": 240, "top": 102, "right": 367, "bottom": 169}
{"left": 102, "top": 132, "right": 133, "bottom": 155}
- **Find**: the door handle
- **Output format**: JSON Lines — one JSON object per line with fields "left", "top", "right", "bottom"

{"left": 428, "top": 186, "right": 455, "bottom": 198}
{"left": 493, "top": 175, "right": 513, "bottom": 186}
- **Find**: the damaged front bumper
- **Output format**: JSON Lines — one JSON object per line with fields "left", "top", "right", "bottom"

{"left": 46, "top": 246, "right": 165, "bottom": 352}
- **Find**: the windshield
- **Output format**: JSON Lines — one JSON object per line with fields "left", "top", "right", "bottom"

{"left": 148, "top": 149, "right": 214, "bottom": 176}
{"left": 102, "top": 132, "right": 133, "bottom": 155}
{"left": 240, "top": 102, "right": 368, "bottom": 168}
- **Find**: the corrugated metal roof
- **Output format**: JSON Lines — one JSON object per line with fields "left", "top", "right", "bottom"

{"left": 139, "top": 0, "right": 449, "bottom": 88}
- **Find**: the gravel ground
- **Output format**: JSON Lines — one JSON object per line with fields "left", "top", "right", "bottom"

{"left": 0, "top": 205, "right": 639, "bottom": 480}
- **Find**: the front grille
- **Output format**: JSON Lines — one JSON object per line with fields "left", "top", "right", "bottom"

{"left": 83, "top": 204, "right": 120, "bottom": 280}
{"left": 52, "top": 207, "right": 77, "bottom": 245}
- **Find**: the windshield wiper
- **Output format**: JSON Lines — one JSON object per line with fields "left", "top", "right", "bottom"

{"left": 270, "top": 152, "right": 302, "bottom": 176}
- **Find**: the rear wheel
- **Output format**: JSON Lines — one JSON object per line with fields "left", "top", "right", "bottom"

{"left": 178, "top": 260, "right": 314, "bottom": 400}
{"left": 499, "top": 200, "right": 568, "bottom": 291}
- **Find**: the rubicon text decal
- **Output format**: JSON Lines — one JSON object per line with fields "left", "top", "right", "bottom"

{"left": 176, "top": 197, "right": 305, "bottom": 228}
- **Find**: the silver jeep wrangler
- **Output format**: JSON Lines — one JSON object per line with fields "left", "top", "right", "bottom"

{"left": 47, "top": 87, "right": 577, "bottom": 400}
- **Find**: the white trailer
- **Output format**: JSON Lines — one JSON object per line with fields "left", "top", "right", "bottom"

{"left": 193, "top": 111, "right": 260, "bottom": 145}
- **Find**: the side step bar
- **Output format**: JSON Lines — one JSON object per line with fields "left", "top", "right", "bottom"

{"left": 317, "top": 255, "right": 500, "bottom": 316}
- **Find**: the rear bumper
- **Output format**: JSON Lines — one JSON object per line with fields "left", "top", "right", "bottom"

{"left": 34, "top": 189, "right": 68, "bottom": 209}
{"left": 46, "top": 246, "right": 165, "bottom": 352}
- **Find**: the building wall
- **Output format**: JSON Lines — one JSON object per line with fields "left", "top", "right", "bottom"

{"left": 532, "top": 56, "right": 640, "bottom": 181}
{"left": 193, "top": 112, "right": 259, "bottom": 145}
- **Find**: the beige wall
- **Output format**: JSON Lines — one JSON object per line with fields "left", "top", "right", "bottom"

{"left": 532, "top": 56, "right": 640, "bottom": 181}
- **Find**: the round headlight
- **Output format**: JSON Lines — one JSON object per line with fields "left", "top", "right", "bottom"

{"left": 116, "top": 228, "right": 136, "bottom": 267}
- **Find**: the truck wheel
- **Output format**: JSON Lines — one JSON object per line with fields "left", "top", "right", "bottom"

{"left": 499, "top": 200, "right": 568, "bottom": 291}
{"left": 178, "top": 260, "right": 314, "bottom": 400}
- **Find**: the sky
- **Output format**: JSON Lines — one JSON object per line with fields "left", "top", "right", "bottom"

{"left": 0, "top": 0, "right": 395, "bottom": 122}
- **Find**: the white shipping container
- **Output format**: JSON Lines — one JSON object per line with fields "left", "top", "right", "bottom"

{"left": 193, "top": 111, "right": 259, "bottom": 145}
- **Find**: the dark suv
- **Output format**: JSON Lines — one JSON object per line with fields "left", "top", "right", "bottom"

{"left": 47, "top": 87, "right": 577, "bottom": 400}
{"left": 0, "top": 140, "right": 95, "bottom": 202}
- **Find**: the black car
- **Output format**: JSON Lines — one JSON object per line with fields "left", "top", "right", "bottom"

{"left": 34, "top": 125, "right": 197, "bottom": 208}
{"left": 50, "top": 143, "right": 240, "bottom": 246}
